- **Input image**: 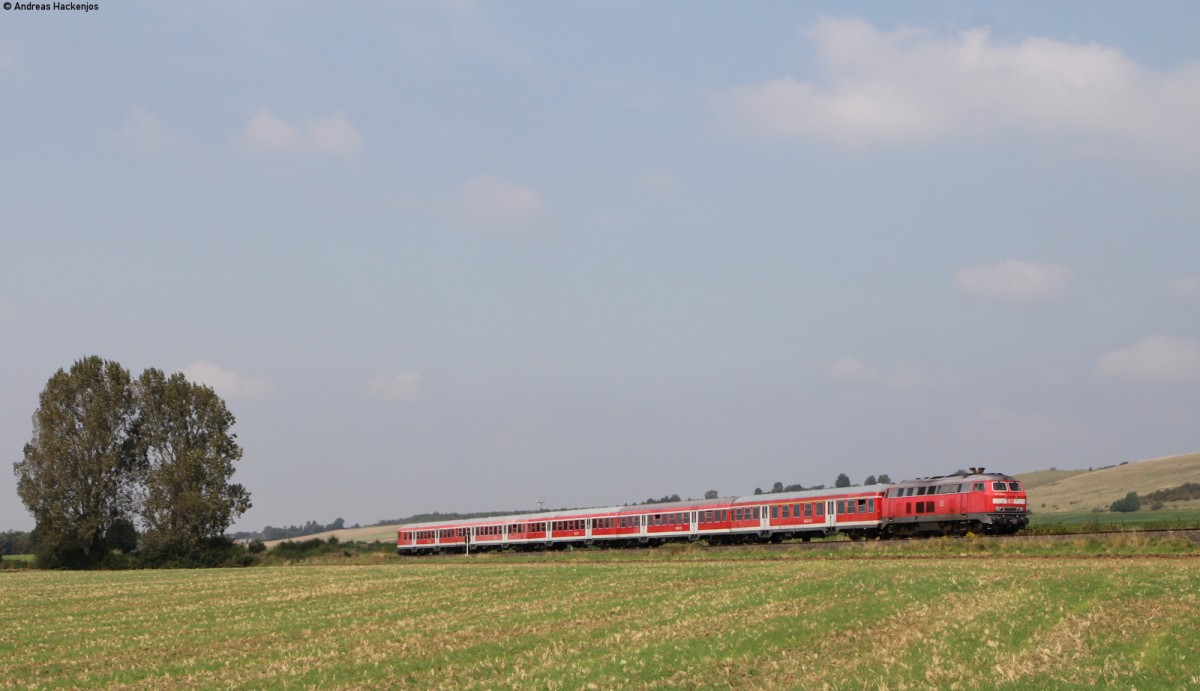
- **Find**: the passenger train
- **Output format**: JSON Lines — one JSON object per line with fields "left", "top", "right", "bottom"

{"left": 396, "top": 468, "right": 1028, "bottom": 554}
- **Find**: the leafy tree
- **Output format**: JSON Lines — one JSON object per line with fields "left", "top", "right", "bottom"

{"left": 877, "top": 474, "right": 892, "bottom": 484}
{"left": 14, "top": 357, "right": 252, "bottom": 568}
{"left": 754, "top": 487, "right": 763, "bottom": 495}
{"left": 136, "top": 368, "right": 250, "bottom": 554}
{"left": 835, "top": 473, "right": 851, "bottom": 488}
{"left": 704, "top": 490, "right": 719, "bottom": 500}
{"left": 771, "top": 482, "right": 784, "bottom": 494}
{"left": 1110, "top": 491, "right": 1141, "bottom": 513}
{"left": 864, "top": 475, "right": 877, "bottom": 485}
{"left": 784, "top": 483, "right": 805, "bottom": 492}
{"left": 14, "top": 357, "right": 142, "bottom": 567}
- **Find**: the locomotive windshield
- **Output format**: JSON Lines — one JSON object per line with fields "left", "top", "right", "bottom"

{"left": 1008, "top": 481, "right": 1022, "bottom": 491}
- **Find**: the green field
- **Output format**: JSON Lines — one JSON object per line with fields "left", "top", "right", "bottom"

{"left": 3, "top": 545, "right": 1199, "bottom": 689}
{"left": 1027, "top": 508, "right": 1200, "bottom": 532}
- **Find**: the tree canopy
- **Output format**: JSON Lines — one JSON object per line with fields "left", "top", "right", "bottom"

{"left": 13, "top": 356, "right": 251, "bottom": 568}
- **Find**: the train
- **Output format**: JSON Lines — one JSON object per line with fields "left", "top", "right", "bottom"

{"left": 396, "top": 468, "right": 1028, "bottom": 554}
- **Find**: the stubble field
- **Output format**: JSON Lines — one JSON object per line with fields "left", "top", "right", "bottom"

{"left": 3, "top": 549, "right": 1199, "bottom": 689}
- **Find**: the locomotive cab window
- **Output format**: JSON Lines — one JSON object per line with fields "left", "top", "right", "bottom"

{"left": 1008, "top": 482, "right": 1022, "bottom": 491}
{"left": 973, "top": 483, "right": 985, "bottom": 492}
{"left": 992, "top": 481, "right": 1008, "bottom": 491}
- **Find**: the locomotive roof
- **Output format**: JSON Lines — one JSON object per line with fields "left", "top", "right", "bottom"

{"left": 892, "top": 471, "right": 1017, "bottom": 486}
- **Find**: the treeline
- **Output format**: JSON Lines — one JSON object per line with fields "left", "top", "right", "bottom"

{"left": 1145, "top": 483, "right": 1200, "bottom": 503}
{"left": 237, "top": 518, "right": 349, "bottom": 542}
{"left": 1, "top": 530, "right": 34, "bottom": 556}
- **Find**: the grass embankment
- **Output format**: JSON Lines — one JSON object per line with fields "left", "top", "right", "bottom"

{"left": 4, "top": 541, "right": 1199, "bottom": 688}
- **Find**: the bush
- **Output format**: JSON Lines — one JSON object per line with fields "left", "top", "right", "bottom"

{"left": 1110, "top": 491, "right": 1142, "bottom": 513}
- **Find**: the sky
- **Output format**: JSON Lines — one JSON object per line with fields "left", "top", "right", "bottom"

{"left": 2, "top": 2, "right": 1199, "bottom": 532}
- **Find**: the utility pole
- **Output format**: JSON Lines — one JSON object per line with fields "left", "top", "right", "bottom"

{"left": 537, "top": 499, "right": 545, "bottom": 512}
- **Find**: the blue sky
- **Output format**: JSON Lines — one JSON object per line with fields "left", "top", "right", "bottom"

{"left": 3, "top": 3, "right": 1199, "bottom": 531}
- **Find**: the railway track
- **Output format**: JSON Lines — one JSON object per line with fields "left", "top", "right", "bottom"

{"left": 701, "top": 527, "right": 1200, "bottom": 552}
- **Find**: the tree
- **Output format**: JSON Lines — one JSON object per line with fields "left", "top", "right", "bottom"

{"left": 1110, "top": 491, "right": 1141, "bottom": 513}
{"left": 14, "top": 357, "right": 141, "bottom": 567}
{"left": 14, "top": 357, "right": 252, "bottom": 568}
{"left": 771, "top": 482, "right": 785, "bottom": 494}
{"left": 754, "top": 487, "right": 763, "bottom": 495}
{"left": 877, "top": 474, "right": 892, "bottom": 484}
{"left": 835, "top": 473, "right": 851, "bottom": 488}
{"left": 864, "top": 475, "right": 877, "bottom": 486}
{"left": 136, "top": 368, "right": 251, "bottom": 555}
{"left": 704, "top": 490, "right": 719, "bottom": 500}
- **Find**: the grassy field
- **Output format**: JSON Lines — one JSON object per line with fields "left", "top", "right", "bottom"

{"left": 4, "top": 545, "right": 1199, "bottom": 689}
{"left": 1028, "top": 508, "right": 1200, "bottom": 532}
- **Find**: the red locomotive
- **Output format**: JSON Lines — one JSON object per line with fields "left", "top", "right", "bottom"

{"left": 396, "top": 469, "right": 1027, "bottom": 554}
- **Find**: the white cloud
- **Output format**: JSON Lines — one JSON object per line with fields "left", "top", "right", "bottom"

{"left": 365, "top": 371, "right": 422, "bottom": 402}
{"left": 712, "top": 17, "right": 1200, "bottom": 159}
{"left": 830, "top": 356, "right": 881, "bottom": 384}
{"left": 956, "top": 261, "right": 1072, "bottom": 301}
{"left": 1165, "top": 276, "right": 1200, "bottom": 300}
{"left": 108, "top": 106, "right": 173, "bottom": 152}
{"left": 240, "top": 109, "right": 361, "bottom": 155}
{"left": 182, "top": 360, "right": 275, "bottom": 402}
{"left": 829, "top": 356, "right": 927, "bottom": 389}
{"left": 638, "top": 168, "right": 678, "bottom": 194}
{"left": 454, "top": 177, "right": 545, "bottom": 229}
{"left": 1097, "top": 335, "right": 1200, "bottom": 383}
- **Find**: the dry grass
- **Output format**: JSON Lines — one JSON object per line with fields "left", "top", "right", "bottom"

{"left": 4, "top": 552, "right": 1200, "bottom": 689}
{"left": 1023, "top": 451, "right": 1200, "bottom": 513}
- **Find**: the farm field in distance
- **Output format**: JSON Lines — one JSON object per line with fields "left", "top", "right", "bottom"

{"left": 4, "top": 545, "right": 1200, "bottom": 689}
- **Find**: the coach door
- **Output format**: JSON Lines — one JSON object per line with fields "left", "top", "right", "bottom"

{"left": 826, "top": 500, "right": 836, "bottom": 528}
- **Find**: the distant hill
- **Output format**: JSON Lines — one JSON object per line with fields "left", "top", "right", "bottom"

{"left": 1020, "top": 452, "right": 1200, "bottom": 513}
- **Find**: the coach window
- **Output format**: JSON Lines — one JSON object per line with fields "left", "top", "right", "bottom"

{"left": 847, "top": 501, "right": 856, "bottom": 514}
{"left": 733, "top": 508, "right": 741, "bottom": 521}
{"left": 682, "top": 513, "right": 690, "bottom": 525}
{"left": 836, "top": 500, "right": 845, "bottom": 515}
{"left": 781, "top": 505, "right": 789, "bottom": 519}
{"left": 804, "top": 503, "right": 812, "bottom": 518}
{"left": 816, "top": 503, "right": 824, "bottom": 517}
{"left": 772, "top": 506, "right": 779, "bottom": 519}
{"left": 753, "top": 507, "right": 761, "bottom": 520}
